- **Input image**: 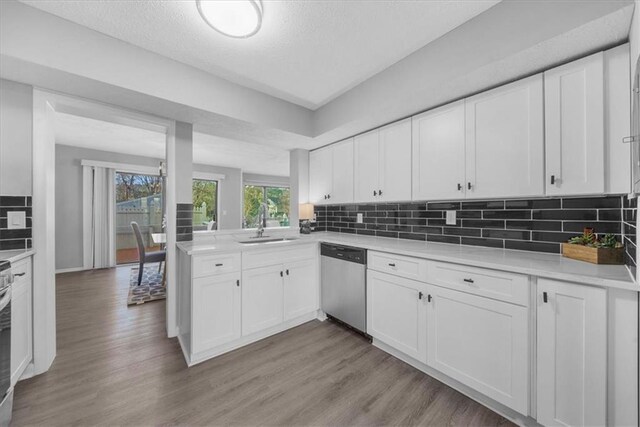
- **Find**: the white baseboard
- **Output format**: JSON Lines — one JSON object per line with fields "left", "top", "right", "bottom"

{"left": 55, "top": 266, "right": 88, "bottom": 274}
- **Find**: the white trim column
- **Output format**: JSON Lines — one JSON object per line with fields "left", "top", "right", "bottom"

{"left": 166, "top": 121, "right": 193, "bottom": 337}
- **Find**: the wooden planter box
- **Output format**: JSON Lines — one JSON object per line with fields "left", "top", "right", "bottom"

{"left": 561, "top": 243, "right": 624, "bottom": 265}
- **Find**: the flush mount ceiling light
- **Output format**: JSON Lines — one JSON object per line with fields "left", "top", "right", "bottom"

{"left": 197, "top": 0, "right": 263, "bottom": 39}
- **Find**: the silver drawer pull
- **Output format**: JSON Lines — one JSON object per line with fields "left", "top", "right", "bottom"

{"left": 388, "top": 263, "right": 396, "bottom": 267}
{"left": 215, "top": 263, "right": 224, "bottom": 267}
{"left": 463, "top": 278, "right": 474, "bottom": 284}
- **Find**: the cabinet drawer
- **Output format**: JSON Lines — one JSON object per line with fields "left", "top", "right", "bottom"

{"left": 368, "top": 251, "right": 428, "bottom": 282}
{"left": 426, "top": 261, "right": 529, "bottom": 306}
{"left": 193, "top": 253, "right": 241, "bottom": 278}
{"left": 11, "top": 257, "right": 31, "bottom": 284}
{"left": 242, "top": 243, "right": 317, "bottom": 270}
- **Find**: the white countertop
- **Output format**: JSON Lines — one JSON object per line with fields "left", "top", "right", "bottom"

{"left": 178, "top": 232, "right": 637, "bottom": 292}
{"left": 0, "top": 248, "right": 35, "bottom": 264}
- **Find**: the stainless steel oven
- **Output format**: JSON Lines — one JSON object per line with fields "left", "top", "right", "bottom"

{"left": 0, "top": 260, "right": 13, "bottom": 427}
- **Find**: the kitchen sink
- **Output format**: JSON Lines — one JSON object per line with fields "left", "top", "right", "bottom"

{"left": 237, "top": 237, "right": 300, "bottom": 244}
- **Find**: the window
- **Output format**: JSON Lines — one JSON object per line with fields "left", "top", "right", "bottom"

{"left": 192, "top": 179, "right": 218, "bottom": 231}
{"left": 243, "top": 185, "right": 290, "bottom": 228}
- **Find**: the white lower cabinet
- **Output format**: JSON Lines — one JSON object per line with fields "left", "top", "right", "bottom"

{"left": 425, "top": 284, "right": 529, "bottom": 414}
{"left": 536, "top": 279, "right": 607, "bottom": 427}
{"left": 242, "top": 264, "right": 285, "bottom": 336}
{"left": 284, "top": 259, "right": 319, "bottom": 321}
{"left": 10, "top": 259, "right": 32, "bottom": 386}
{"left": 242, "top": 255, "right": 319, "bottom": 336}
{"left": 192, "top": 273, "right": 241, "bottom": 354}
{"left": 367, "top": 270, "right": 427, "bottom": 362}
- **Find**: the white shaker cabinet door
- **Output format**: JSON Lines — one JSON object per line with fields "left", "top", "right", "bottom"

{"left": 545, "top": 51, "right": 605, "bottom": 196}
{"left": 536, "top": 279, "right": 606, "bottom": 427}
{"left": 309, "top": 146, "right": 333, "bottom": 205}
{"left": 331, "top": 138, "right": 355, "bottom": 204}
{"left": 283, "top": 258, "right": 318, "bottom": 321}
{"left": 465, "top": 74, "right": 544, "bottom": 199}
{"left": 425, "top": 285, "right": 529, "bottom": 414}
{"left": 192, "top": 273, "right": 241, "bottom": 354}
{"left": 241, "top": 264, "right": 284, "bottom": 336}
{"left": 379, "top": 118, "right": 412, "bottom": 202}
{"left": 10, "top": 276, "right": 32, "bottom": 386}
{"left": 367, "top": 270, "right": 427, "bottom": 362}
{"left": 412, "top": 101, "right": 466, "bottom": 200}
{"left": 354, "top": 130, "right": 380, "bottom": 203}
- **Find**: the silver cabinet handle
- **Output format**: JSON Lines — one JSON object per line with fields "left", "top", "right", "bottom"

{"left": 463, "top": 278, "right": 474, "bottom": 284}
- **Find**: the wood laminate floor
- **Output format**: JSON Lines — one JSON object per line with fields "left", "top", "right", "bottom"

{"left": 12, "top": 267, "right": 514, "bottom": 426}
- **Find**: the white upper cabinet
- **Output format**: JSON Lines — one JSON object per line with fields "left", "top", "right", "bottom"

{"left": 537, "top": 279, "right": 607, "bottom": 427}
{"left": 465, "top": 74, "right": 545, "bottom": 199}
{"left": 309, "top": 139, "right": 354, "bottom": 205}
{"left": 309, "top": 146, "right": 333, "bottom": 205}
{"left": 331, "top": 138, "right": 354, "bottom": 204}
{"left": 378, "top": 119, "right": 412, "bottom": 202}
{"left": 412, "top": 101, "right": 466, "bottom": 200}
{"left": 355, "top": 119, "right": 412, "bottom": 203}
{"left": 354, "top": 129, "right": 381, "bottom": 203}
{"left": 545, "top": 51, "right": 605, "bottom": 195}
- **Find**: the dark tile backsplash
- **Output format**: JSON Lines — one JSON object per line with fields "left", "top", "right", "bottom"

{"left": 314, "top": 195, "right": 627, "bottom": 255}
{"left": 622, "top": 195, "right": 636, "bottom": 276}
{"left": 0, "top": 196, "right": 32, "bottom": 250}
{"left": 176, "top": 203, "right": 193, "bottom": 242}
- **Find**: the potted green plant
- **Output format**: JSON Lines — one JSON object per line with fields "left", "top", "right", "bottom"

{"left": 562, "top": 229, "right": 624, "bottom": 264}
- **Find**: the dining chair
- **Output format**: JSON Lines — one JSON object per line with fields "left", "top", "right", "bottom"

{"left": 131, "top": 221, "right": 166, "bottom": 286}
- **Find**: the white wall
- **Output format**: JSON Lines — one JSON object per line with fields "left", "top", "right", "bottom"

{"left": 630, "top": 1, "right": 640, "bottom": 83}
{"left": 0, "top": 78, "right": 32, "bottom": 195}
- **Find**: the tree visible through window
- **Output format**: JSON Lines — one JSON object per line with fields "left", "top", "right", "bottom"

{"left": 243, "top": 185, "right": 290, "bottom": 228}
{"left": 192, "top": 179, "right": 218, "bottom": 230}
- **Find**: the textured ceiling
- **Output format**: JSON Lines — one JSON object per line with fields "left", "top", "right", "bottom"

{"left": 54, "top": 112, "right": 290, "bottom": 176}
{"left": 19, "top": 0, "right": 500, "bottom": 109}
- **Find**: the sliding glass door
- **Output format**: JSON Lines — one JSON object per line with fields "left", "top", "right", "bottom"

{"left": 115, "top": 172, "right": 163, "bottom": 265}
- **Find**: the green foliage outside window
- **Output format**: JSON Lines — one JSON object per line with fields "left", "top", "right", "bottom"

{"left": 192, "top": 179, "right": 217, "bottom": 226}
{"left": 243, "top": 185, "right": 290, "bottom": 228}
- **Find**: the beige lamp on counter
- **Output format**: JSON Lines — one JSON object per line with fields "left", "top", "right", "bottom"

{"left": 299, "top": 203, "right": 315, "bottom": 234}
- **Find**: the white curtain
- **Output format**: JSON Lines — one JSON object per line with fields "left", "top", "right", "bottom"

{"left": 83, "top": 166, "right": 116, "bottom": 269}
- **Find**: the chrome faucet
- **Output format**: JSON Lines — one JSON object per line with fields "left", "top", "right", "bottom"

{"left": 256, "top": 202, "right": 268, "bottom": 238}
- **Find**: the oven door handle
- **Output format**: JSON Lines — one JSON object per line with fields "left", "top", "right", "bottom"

{"left": 0, "top": 286, "right": 11, "bottom": 312}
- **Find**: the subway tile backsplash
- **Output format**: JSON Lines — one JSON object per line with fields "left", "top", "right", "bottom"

{"left": 176, "top": 203, "right": 193, "bottom": 242}
{"left": 314, "top": 196, "right": 626, "bottom": 255}
{"left": 0, "top": 195, "right": 32, "bottom": 250}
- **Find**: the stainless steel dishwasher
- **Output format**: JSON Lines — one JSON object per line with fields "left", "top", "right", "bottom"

{"left": 320, "top": 243, "right": 367, "bottom": 334}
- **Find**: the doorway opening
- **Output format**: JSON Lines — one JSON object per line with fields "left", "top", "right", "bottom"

{"left": 115, "top": 171, "right": 164, "bottom": 265}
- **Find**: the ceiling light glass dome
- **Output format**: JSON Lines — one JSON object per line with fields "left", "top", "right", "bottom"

{"left": 197, "top": 0, "right": 263, "bottom": 39}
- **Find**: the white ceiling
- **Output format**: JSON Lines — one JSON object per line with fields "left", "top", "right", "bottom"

{"left": 54, "top": 112, "right": 290, "bottom": 176}
{"left": 20, "top": 0, "right": 500, "bottom": 109}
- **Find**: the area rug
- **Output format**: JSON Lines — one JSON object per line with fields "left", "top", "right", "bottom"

{"left": 127, "top": 265, "right": 166, "bottom": 306}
